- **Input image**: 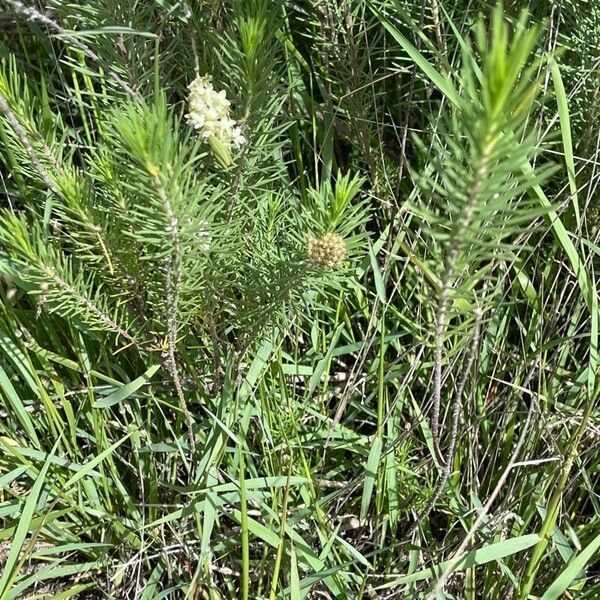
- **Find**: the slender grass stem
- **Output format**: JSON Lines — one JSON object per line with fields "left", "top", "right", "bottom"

{"left": 519, "top": 383, "right": 599, "bottom": 598}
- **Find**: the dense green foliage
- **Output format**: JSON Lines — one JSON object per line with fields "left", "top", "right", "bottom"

{"left": 0, "top": 1, "right": 599, "bottom": 598}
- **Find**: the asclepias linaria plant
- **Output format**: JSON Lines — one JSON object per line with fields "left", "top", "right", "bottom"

{"left": 0, "top": 60, "right": 370, "bottom": 438}
{"left": 403, "top": 7, "right": 558, "bottom": 503}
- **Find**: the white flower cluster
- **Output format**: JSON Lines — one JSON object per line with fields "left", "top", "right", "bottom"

{"left": 186, "top": 75, "right": 246, "bottom": 149}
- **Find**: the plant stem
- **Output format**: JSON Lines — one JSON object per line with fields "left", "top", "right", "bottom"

{"left": 518, "top": 387, "right": 598, "bottom": 598}
{"left": 239, "top": 444, "right": 250, "bottom": 600}
{"left": 409, "top": 310, "right": 482, "bottom": 538}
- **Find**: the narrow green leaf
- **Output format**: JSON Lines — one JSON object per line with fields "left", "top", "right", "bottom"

{"left": 290, "top": 544, "right": 302, "bottom": 600}
{"left": 0, "top": 448, "right": 55, "bottom": 597}
{"left": 0, "top": 365, "right": 39, "bottom": 445}
{"left": 8, "top": 562, "right": 102, "bottom": 600}
{"left": 366, "top": 2, "right": 460, "bottom": 107}
{"left": 140, "top": 564, "right": 164, "bottom": 600}
{"left": 308, "top": 325, "right": 342, "bottom": 396}
{"left": 541, "top": 531, "right": 600, "bottom": 600}
{"left": 369, "top": 245, "right": 387, "bottom": 304}
{"left": 376, "top": 534, "right": 541, "bottom": 588}
{"left": 0, "top": 466, "right": 28, "bottom": 488}
{"left": 239, "top": 445, "right": 249, "bottom": 600}
{"left": 549, "top": 57, "right": 579, "bottom": 227}
{"left": 525, "top": 167, "right": 599, "bottom": 403}
{"left": 63, "top": 432, "right": 132, "bottom": 488}
{"left": 94, "top": 364, "right": 160, "bottom": 407}
{"left": 360, "top": 435, "right": 383, "bottom": 521}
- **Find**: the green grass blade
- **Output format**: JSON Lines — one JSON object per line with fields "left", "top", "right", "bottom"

{"left": 63, "top": 432, "right": 132, "bottom": 488}
{"left": 94, "top": 364, "right": 160, "bottom": 407}
{"left": 540, "top": 531, "right": 600, "bottom": 599}
{"left": 0, "top": 444, "right": 56, "bottom": 598}
{"left": 366, "top": 1, "right": 460, "bottom": 107}
{"left": 0, "top": 365, "right": 39, "bottom": 445}
{"left": 360, "top": 435, "right": 383, "bottom": 522}
{"left": 239, "top": 444, "right": 249, "bottom": 600}
{"left": 376, "top": 534, "right": 540, "bottom": 589}
{"left": 290, "top": 543, "right": 302, "bottom": 600}
{"left": 549, "top": 57, "right": 579, "bottom": 228}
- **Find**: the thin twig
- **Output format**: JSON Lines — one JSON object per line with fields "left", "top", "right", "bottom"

{"left": 182, "top": 0, "right": 200, "bottom": 76}
{"left": 429, "top": 0, "right": 445, "bottom": 55}
{"left": 408, "top": 309, "right": 482, "bottom": 538}
{"left": 425, "top": 368, "right": 538, "bottom": 599}
{"left": 152, "top": 174, "right": 196, "bottom": 453}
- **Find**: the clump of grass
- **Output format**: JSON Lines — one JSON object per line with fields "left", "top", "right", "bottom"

{"left": 0, "top": 1, "right": 599, "bottom": 599}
